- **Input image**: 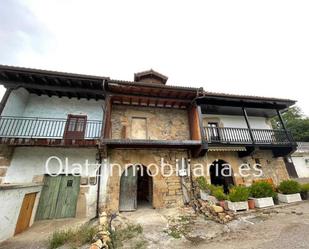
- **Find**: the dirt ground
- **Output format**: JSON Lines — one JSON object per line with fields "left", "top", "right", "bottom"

{"left": 122, "top": 201, "right": 309, "bottom": 249}
{"left": 0, "top": 218, "right": 89, "bottom": 249}
{"left": 1, "top": 201, "right": 309, "bottom": 249}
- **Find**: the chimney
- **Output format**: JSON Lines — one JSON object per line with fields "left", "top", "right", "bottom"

{"left": 134, "top": 69, "right": 168, "bottom": 85}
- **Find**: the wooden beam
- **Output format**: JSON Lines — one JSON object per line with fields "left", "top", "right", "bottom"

{"left": 277, "top": 109, "right": 292, "bottom": 143}
{"left": 111, "top": 93, "right": 191, "bottom": 104}
{"left": 276, "top": 109, "right": 287, "bottom": 130}
{"left": 0, "top": 88, "right": 12, "bottom": 115}
{"left": 242, "top": 107, "right": 255, "bottom": 144}
{"left": 2, "top": 80, "right": 105, "bottom": 96}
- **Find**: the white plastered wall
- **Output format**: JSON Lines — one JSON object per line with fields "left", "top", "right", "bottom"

{"left": 202, "top": 114, "right": 271, "bottom": 129}
{"left": 291, "top": 154, "right": 309, "bottom": 178}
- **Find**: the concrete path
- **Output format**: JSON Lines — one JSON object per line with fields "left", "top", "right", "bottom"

{"left": 0, "top": 218, "right": 88, "bottom": 249}
{"left": 123, "top": 201, "right": 309, "bottom": 249}
{"left": 195, "top": 201, "right": 309, "bottom": 249}
{"left": 123, "top": 206, "right": 177, "bottom": 248}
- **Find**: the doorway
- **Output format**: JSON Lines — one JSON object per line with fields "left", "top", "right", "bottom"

{"left": 36, "top": 175, "right": 80, "bottom": 220}
{"left": 119, "top": 165, "right": 153, "bottom": 211}
{"left": 210, "top": 159, "right": 235, "bottom": 193}
{"left": 15, "top": 192, "right": 37, "bottom": 235}
{"left": 64, "top": 115, "right": 87, "bottom": 139}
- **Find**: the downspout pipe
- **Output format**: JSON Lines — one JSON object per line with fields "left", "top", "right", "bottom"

{"left": 95, "top": 78, "right": 108, "bottom": 217}
{"left": 96, "top": 145, "right": 102, "bottom": 218}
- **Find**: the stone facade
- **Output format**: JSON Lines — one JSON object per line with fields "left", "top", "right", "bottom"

{"left": 111, "top": 105, "right": 190, "bottom": 140}
{"left": 191, "top": 149, "right": 290, "bottom": 187}
{"left": 105, "top": 148, "right": 290, "bottom": 212}
{"left": 0, "top": 145, "right": 14, "bottom": 184}
{"left": 191, "top": 150, "right": 245, "bottom": 185}
{"left": 105, "top": 148, "right": 187, "bottom": 212}
{"left": 240, "top": 150, "right": 289, "bottom": 186}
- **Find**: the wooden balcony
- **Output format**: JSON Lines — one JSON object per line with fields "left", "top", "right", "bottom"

{"left": 204, "top": 127, "right": 294, "bottom": 145}
{"left": 0, "top": 116, "right": 102, "bottom": 147}
{"left": 203, "top": 127, "right": 296, "bottom": 157}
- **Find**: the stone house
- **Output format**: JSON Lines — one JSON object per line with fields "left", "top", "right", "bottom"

{"left": 0, "top": 65, "right": 297, "bottom": 241}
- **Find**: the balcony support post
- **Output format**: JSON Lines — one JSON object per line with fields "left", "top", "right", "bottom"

{"left": 276, "top": 109, "right": 291, "bottom": 142}
{"left": 242, "top": 107, "right": 255, "bottom": 144}
{"left": 0, "top": 88, "right": 12, "bottom": 115}
{"left": 276, "top": 109, "right": 287, "bottom": 130}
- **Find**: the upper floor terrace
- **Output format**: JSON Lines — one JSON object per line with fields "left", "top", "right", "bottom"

{"left": 197, "top": 92, "right": 297, "bottom": 157}
{"left": 0, "top": 65, "right": 297, "bottom": 156}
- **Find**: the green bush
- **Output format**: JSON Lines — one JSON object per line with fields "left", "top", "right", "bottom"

{"left": 278, "top": 180, "right": 301, "bottom": 194}
{"left": 301, "top": 183, "right": 309, "bottom": 193}
{"left": 250, "top": 182, "right": 276, "bottom": 198}
{"left": 228, "top": 186, "right": 250, "bottom": 202}
{"left": 212, "top": 186, "right": 227, "bottom": 201}
{"left": 48, "top": 223, "right": 98, "bottom": 249}
{"left": 196, "top": 176, "right": 210, "bottom": 192}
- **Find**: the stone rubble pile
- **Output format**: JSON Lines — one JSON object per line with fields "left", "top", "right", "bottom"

{"left": 191, "top": 199, "right": 235, "bottom": 224}
{"left": 90, "top": 212, "right": 111, "bottom": 249}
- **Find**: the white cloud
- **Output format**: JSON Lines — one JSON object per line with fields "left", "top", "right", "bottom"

{"left": 0, "top": 0, "right": 309, "bottom": 115}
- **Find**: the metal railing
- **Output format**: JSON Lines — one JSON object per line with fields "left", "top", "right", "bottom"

{"left": 0, "top": 116, "right": 102, "bottom": 139}
{"left": 204, "top": 127, "right": 293, "bottom": 145}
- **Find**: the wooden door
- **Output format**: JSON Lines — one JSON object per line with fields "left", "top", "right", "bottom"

{"left": 64, "top": 115, "right": 87, "bottom": 139}
{"left": 55, "top": 175, "right": 80, "bottom": 218}
{"left": 119, "top": 167, "right": 137, "bottom": 211}
{"left": 15, "top": 193, "right": 37, "bottom": 235}
{"left": 36, "top": 175, "right": 80, "bottom": 220}
{"left": 36, "top": 176, "right": 62, "bottom": 220}
{"left": 131, "top": 117, "right": 147, "bottom": 139}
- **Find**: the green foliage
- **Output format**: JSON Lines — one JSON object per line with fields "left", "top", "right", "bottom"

{"left": 228, "top": 186, "right": 250, "bottom": 202}
{"left": 168, "top": 229, "right": 182, "bottom": 239}
{"left": 48, "top": 223, "right": 98, "bottom": 249}
{"left": 300, "top": 183, "right": 309, "bottom": 193}
{"left": 196, "top": 176, "right": 210, "bottom": 192}
{"left": 211, "top": 186, "right": 227, "bottom": 201}
{"left": 278, "top": 180, "right": 301, "bottom": 194}
{"left": 249, "top": 181, "right": 276, "bottom": 198}
{"left": 110, "top": 224, "right": 143, "bottom": 248}
{"left": 271, "top": 106, "right": 309, "bottom": 142}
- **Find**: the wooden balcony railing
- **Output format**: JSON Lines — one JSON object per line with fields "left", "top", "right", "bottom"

{"left": 0, "top": 116, "right": 102, "bottom": 140}
{"left": 204, "top": 127, "right": 294, "bottom": 145}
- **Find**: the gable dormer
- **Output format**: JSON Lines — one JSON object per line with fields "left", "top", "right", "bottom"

{"left": 134, "top": 69, "right": 168, "bottom": 85}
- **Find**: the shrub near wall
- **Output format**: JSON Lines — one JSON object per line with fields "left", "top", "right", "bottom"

{"left": 300, "top": 184, "right": 309, "bottom": 200}
{"left": 277, "top": 180, "right": 302, "bottom": 203}
{"left": 228, "top": 186, "right": 250, "bottom": 202}
{"left": 250, "top": 182, "right": 276, "bottom": 198}
{"left": 278, "top": 180, "right": 301, "bottom": 194}
{"left": 250, "top": 182, "right": 275, "bottom": 208}
{"left": 226, "top": 186, "right": 250, "bottom": 211}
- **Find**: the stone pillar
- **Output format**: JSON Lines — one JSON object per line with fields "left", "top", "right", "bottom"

{"left": 0, "top": 145, "right": 14, "bottom": 184}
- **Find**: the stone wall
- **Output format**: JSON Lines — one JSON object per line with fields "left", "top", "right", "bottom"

{"left": 191, "top": 149, "right": 290, "bottom": 187}
{"left": 111, "top": 105, "right": 190, "bottom": 140}
{"left": 0, "top": 145, "right": 14, "bottom": 184}
{"left": 105, "top": 149, "right": 187, "bottom": 212}
{"left": 240, "top": 150, "right": 289, "bottom": 186}
{"left": 190, "top": 151, "right": 244, "bottom": 185}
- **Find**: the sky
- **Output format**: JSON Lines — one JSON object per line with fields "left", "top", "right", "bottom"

{"left": 0, "top": 0, "right": 308, "bottom": 115}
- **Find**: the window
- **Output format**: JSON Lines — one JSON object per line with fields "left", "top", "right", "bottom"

{"left": 64, "top": 115, "right": 87, "bottom": 139}
{"left": 131, "top": 117, "right": 147, "bottom": 139}
{"left": 208, "top": 122, "right": 220, "bottom": 141}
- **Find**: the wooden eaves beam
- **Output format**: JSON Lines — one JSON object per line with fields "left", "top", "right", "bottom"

{"left": 1, "top": 80, "right": 105, "bottom": 96}
{"left": 111, "top": 93, "right": 191, "bottom": 104}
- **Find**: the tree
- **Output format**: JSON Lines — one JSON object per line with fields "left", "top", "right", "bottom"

{"left": 271, "top": 106, "right": 309, "bottom": 142}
